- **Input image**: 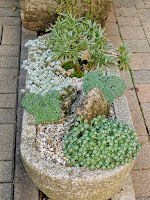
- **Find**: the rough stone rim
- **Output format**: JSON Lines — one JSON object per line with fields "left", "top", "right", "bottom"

{"left": 21, "top": 108, "right": 135, "bottom": 183}
{"left": 20, "top": 37, "right": 136, "bottom": 198}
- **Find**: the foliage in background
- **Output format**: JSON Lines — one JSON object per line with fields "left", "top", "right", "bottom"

{"left": 83, "top": 71, "right": 126, "bottom": 103}
{"left": 55, "top": 0, "right": 111, "bottom": 25}
{"left": 22, "top": 91, "right": 61, "bottom": 125}
{"left": 63, "top": 115, "right": 141, "bottom": 170}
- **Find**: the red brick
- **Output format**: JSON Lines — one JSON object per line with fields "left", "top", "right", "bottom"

{"left": 130, "top": 53, "right": 150, "bottom": 70}
{"left": 136, "top": 84, "right": 150, "bottom": 102}
{"left": 125, "top": 89, "right": 148, "bottom": 136}
{"left": 117, "top": 16, "right": 141, "bottom": 25}
{"left": 104, "top": 22, "right": 120, "bottom": 36}
{"left": 134, "top": 136, "right": 150, "bottom": 170}
{"left": 120, "top": 25, "right": 146, "bottom": 40}
{"left": 141, "top": 102, "right": 150, "bottom": 131}
{"left": 115, "top": 7, "right": 138, "bottom": 17}
{"left": 105, "top": 35, "right": 121, "bottom": 47}
{"left": 123, "top": 40, "right": 150, "bottom": 53}
{"left": 137, "top": 8, "right": 150, "bottom": 22}
{"left": 131, "top": 169, "right": 150, "bottom": 197}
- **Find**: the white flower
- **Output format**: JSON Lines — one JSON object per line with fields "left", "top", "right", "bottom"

{"left": 21, "top": 89, "right": 25, "bottom": 93}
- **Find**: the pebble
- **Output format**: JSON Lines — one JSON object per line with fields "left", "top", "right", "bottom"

{"left": 35, "top": 78, "right": 116, "bottom": 166}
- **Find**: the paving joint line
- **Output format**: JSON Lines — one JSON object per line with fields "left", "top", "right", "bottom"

{"left": 134, "top": 0, "right": 150, "bottom": 46}
{"left": 112, "top": 0, "right": 150, "bottom": 137}
{"left": 0, "top": 26, "right": 3, "bottom": 45}
{"left": 0, "top": 182, "right": 13, "bottom": 184}
{"left": 13, "top": 22, "right": 23, "bottom": 200}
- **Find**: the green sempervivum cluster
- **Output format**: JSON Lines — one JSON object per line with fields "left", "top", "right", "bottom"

{"left": 22, "top": 91, "right": 61, "bottom": 125}
{"left": 63, "top": 115, "right": 141, "bottom": 170}
{"left": 83, "top": 71, "right": 126, "bottom": 103}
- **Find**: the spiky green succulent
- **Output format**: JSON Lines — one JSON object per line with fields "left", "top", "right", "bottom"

{"left": 63, "top": 115, "right": 141, "bottom": 170}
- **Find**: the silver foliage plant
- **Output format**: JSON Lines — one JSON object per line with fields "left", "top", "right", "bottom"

{"left": 22, "top": 36, "right": 73, "bottom": 95}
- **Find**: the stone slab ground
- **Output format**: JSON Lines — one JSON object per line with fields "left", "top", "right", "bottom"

{"left": 106, "top": 0, "right": 150, "bottom": 198}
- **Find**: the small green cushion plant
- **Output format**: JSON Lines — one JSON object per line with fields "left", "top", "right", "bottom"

{"left": 22, "top": 91, "right": 61, "bottom": 125}
{"left": 63, "top": 115, "right": 141, "bottom": 170}
{"left": 83, "top": 71, "right": 126, "bottom": 103}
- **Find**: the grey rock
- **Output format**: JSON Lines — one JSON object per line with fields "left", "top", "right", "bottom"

{"left": 60, "top": 86, "right": 77, "bottom": 118}
{"left": 76, "top": 88, "right": 108, "bottom": 123}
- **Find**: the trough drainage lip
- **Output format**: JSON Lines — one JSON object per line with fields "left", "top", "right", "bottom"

{"left": 20, "top": 29, "right": 136, "bottom": 200}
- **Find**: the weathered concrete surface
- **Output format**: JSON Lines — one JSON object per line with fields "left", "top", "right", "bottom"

{"left": 21, "top": 0, "right": 58, "bottom": 31}
{"left": 112, "top": 175, "right": 136, "bottom": 200}
{"left": 21, "top": 110, "right": 135, "bottom": 200}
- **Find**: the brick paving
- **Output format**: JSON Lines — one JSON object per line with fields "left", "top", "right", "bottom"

{"left": 106, "top": 0, "right": 150, "bottom": 198}
{"left": 0, "top": 0, "right": 20, "bottom": 200}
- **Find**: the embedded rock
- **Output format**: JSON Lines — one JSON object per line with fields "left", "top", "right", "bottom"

{"left": 21, "top": 0, "right": 58, "bottom": 31}
{"left": 60, "top": 86, "right": 77, "bottom": 118}
{"left": 80, "top": 50, "right": 91, "bottom": 61}
{"left": 76, "top": 88, "right": 108, "bottom": 122}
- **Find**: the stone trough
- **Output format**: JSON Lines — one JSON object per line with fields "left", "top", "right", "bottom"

{"left": 20, "top": 64, "right": 136, "bottom": 200}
